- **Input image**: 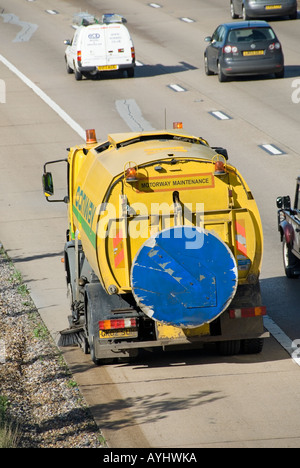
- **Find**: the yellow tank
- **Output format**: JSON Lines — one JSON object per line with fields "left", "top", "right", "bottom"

{"left": 69, "top": 130, "right": 262, "bottom": 278}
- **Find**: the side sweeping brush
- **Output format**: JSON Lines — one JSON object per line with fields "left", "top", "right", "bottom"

{"left": 58, "top": 326, "right": 86, "bottom": 347}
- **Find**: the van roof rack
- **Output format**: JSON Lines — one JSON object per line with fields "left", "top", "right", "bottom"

{"left": 72, "top": 12, "right": 126, "bottom": 27}
{"left": 72, "top": 12, "right": 100, "bottom": 27}
{"left": 102, "top": 14, "right": 126, "bottom": 24}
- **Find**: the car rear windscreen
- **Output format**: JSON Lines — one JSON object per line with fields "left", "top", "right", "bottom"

{"left": 228, "top": 28, "right": 276, "bottom": 44}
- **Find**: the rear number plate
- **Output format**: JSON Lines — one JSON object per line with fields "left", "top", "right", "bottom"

{"left": 243, "top": 50, "right": 264, "bottom": 56}
{"left": 99, "top": 328, "right": 138, "bottom": 339}
{"left": 97, "top": 65, "right": 118, "bottom": 71}
{"left": 265, "top": 5, "right": 282, "bottom": 9}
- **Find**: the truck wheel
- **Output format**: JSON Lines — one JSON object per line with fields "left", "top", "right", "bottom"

{"left": 217, "top": 340, "right": 241, "bottom": 356}
{"left": 241, "top": 338, "right": 264, "bottom": 354}
{"left": 283, "top": 237, "right": 300, "bottom": 278}
{"left": 86, "top": 300, "right": 101, "bottom": 365}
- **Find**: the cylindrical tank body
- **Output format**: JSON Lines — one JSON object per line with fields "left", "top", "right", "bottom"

{"left": 69, "top": 129, "right": 263, "bottom": 328}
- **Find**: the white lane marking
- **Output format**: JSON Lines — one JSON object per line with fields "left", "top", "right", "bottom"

{"left": 0, "top": 13, "right": 38, "bottom": 42}
{"left": 149, "top": 3, "right": 162, "bottom": 8}
{"left": 116, "top": 99, "right": 156, "bottom": 132}
{"left": 260, "top": 144, "right": 285, "bottom": 155}
{"left": 0, "top": 54, "right": 86, "bottom": 140}
{"left": 46, "top": 10, "right": 59, "bottom": 15}
{"left": 264, "top": 316, "right": 300, "bottom": 367}
{"left": 180, "top": 17, "right": 195, "bottom": 23}
{"left": 169, "top": 84, "right": 187, "bottom": 92}
{"left": 210, "top": 111, "right": 231, "bottom": 120}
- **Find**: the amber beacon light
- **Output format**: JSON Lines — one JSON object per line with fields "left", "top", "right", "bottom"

{"left": 86, "top": 129, "right": 97, "bottom": 145}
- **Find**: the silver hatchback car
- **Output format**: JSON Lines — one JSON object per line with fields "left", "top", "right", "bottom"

{"left": 230, "top": 0, "right": 298, "bottom": 20}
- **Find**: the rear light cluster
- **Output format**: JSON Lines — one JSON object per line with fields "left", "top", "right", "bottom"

{"left": 77, "top": 50, "right": 82, "bottom": 65}
{"left": 223, "top": 43, "right": 281, "bottom": 54}
{"left": 99, "top": 318, "right": 137, "bottom": 330}
{"left": 269, "top": 42, "right": 281, "bottom": 51}
{"left": 131, "top": 47, "right": 135, "bottom": 60}
{"left": 223, "top": 45, "right": 238, "bottom": 54}
{"left": 229, "top": 306, "right": 267, "bottom": 319}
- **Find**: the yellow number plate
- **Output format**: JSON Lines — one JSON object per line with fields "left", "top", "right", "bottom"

{"left": 99, "top": 328, "right": 138, "bottom": 339}
{"left": 97, "top": 65, "right": 118, "bottom": 71}
{"left": 265, "top": 5, "right": 282, "bottom": 9}
{"left": 243, "top": 50, "right": 264, "bottom": 56}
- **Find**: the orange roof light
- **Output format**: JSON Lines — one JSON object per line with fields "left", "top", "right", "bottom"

{"left": 213, "top": 154, "right": 227, "bottom": 176}
{"left": 86, "top": 129, "right": 97, "bottom": 145}
{"left": 124, "top": 161, "right": 139, "bottom": 183}
{"left": 173, "top": 122, "right": 183, "bottom": 129}
{"left": 126, "top": 167, "right": 138, "bottom": 182}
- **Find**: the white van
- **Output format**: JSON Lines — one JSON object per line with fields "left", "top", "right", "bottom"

{"left": 64, "top": 14, "right": 136, "bottom": 80}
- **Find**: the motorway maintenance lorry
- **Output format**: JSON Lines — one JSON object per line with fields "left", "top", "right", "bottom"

{"left": 277, "top": 177, "right": 300, "bottom": 278}
{"left": 42, "top": 125, "right": 268, "bottom": 364}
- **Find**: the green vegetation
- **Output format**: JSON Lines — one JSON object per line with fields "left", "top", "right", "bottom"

{"left": 0, "top": 396, "right": 19, "bottom": 448}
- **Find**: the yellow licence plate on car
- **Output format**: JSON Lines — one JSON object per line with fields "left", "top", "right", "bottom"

{"left": 265, "top": 5, "right": 282, "bottom": 9}
{"left": 97, "top": 65, "right": 118, "bottom": 71}
{"left": 99, "top": 328, "right": 138, "bottom": 339}
{"left": 243, "top": 50, "right": 264, "bottom": 56}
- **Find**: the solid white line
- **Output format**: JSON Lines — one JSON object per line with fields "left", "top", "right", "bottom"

{"left": 264, "top": 316, "right": 300, "bottom": 367}
{"left": 0, "top": 54, "right": 86, "bottom": 140}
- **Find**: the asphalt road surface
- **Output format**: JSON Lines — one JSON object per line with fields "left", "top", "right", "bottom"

{"left": 0, "top": 0, "right": 300, "bottom": 448}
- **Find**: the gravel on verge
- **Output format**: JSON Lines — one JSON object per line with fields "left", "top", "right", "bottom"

{"left": 0, "top": 243, "right": 106, "bottom": 448}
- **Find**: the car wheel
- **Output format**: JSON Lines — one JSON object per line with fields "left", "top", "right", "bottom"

{"left": 275, "top": 69, "right": 285, "bottom": 79}
{"left": 204, "top": 56, "right": 213, "bottom": 76}
{"left": 283, "top": 237, "right": 300, "bottom": 278}
{"left": 230, "top": 1, "right": 239, "bottom": 19}
{"left": 218, "top": 62, "right": 227, "bottom": 82}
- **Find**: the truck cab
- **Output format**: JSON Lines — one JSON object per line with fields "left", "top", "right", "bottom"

{"left": 277, "top": 176, "right": 300, "bottom": 278}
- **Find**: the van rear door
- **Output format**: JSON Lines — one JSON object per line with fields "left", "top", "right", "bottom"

{"left": 105, "top": 24, "right": 134, "bottom": 68}
{"left": 81, "top": 26, "right": 107, "bottom": 68}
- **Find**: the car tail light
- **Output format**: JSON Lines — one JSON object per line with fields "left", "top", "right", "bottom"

{"left": 269, "top": 42, "right": 281, "bottom": 51}
{"left": 99, "top": 318, "right": 137, "bottom": 330}
{"left": 229, "top": 306, "right": 267, "bottom": 319}
{"left": 223, "top": 45, "right": 238, "bottom": 54}
{"left": 131, "top": 47, "right": 135, "bottom": 60}
{"left": 77, "top": 50, "right": 82, "bottom": 64}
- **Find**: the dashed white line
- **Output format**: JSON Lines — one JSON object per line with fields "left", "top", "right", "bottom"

{"left": 149, "top": 3, "right": 162, "bottom": 8}
{"left": 180, "top": 17, "right": 195, "bottom": 23}
{"left": 210, "top": 111, "right": 232, "bottom": 120}
{"left": 46, "top": 10, "right": 59, "bottom": 15}
{"left": 260, "top": 144, "right": 285, "bottom": 155}
{"left": 169, "top": 84, "right": 187, "bottom": 92}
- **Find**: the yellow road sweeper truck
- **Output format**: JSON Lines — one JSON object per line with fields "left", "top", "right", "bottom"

{"left": 42, "top": 125, "right": 268, "bottom": 364}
